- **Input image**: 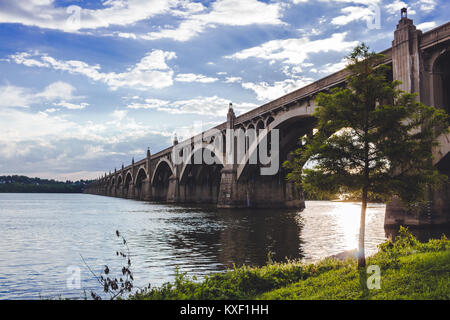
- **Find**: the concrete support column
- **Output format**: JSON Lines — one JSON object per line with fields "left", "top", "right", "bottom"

{"left": 385, "top": 10, "right": 450, "bottom": 229}
{"left": 167, "top": 175, "right": 179, "bottom": 202}
{"left": 284, "top": 181, "right": 305, "bottom": 209}
{"left": 217, "top": 165, "right": 246, "bottom": 208}
{"left": 385, "top": 182, "right": 450, "bottom": 228}
{"left": 142, "top": 178, "right": 152, "bottom": 201}
{"left": 127, "top": 183, "right": 135, "bottom": 199}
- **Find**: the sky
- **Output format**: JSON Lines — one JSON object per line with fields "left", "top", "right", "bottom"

{"left": 0, "top": 0, "right": 448, "bottom": 181}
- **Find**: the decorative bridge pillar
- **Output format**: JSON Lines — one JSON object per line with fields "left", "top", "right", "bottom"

{"left": 392, "top": 7, "right": 422, "bottom": 98}
{"left": 385, "top": 8, "right": 450, "bottom": 229}
{"left": 145, "top": 148, "right": 152, "bottom": 201}
{"left": 167, "top": 137, "right": 180, "bottom": 203}
{"left": 217, "top": 103, "right": 246, "bottom": 208}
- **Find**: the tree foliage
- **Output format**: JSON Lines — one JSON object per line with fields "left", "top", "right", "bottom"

{"left": 284, "top": 43, "right": 449, "bottom": 209}
{"left": 284, "top": 43, "right": 448, "bottom": 267}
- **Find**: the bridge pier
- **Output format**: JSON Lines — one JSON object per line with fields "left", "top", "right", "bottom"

{"left": 142, "top": 178, "right": 152, "bottom": 201}
{"left": 85, "top": 14, "right": 448, "bottom": 220}
{"left": 217, "top": 165, "right": 305, "bottom": 209}
{"left": 385, "top": 184, "right": 450, "bottom": 228}
{"left": 384, "top": 10, "right": 450, "bottom": 229}
{"left": 217, "top": 166, "right": 245, "bottom": 208}
{"left": 167, "top": 175, "right": 180, "bottom": 203}
{"left": 126, "top": 183, "right": 135, "bottom": 199}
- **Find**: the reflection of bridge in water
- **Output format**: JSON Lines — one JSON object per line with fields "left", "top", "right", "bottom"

{"left": 86, "top": 11, "right": 449, "bottom": 229}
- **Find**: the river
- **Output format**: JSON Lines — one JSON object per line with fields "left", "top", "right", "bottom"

{"left": 0, "top": 193, "right": 389, "bottom": 299}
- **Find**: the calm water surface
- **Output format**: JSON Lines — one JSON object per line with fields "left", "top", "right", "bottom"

{"left": 0, "top": 193, "right": 388, "bottom": 299}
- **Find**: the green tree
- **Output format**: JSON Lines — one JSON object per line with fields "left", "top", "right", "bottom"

{"left": 284, "top": 44, "right": 449, "bottom": 268}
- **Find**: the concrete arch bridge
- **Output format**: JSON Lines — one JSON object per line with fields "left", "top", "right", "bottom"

{"left": 86, "top": 13, "right": 450, "bottom": 227}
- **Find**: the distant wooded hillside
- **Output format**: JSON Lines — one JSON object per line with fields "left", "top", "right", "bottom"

{"left": 0, "top": 175, "right": 93, "bottom": 193}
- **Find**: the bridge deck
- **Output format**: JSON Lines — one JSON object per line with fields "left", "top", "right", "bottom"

{"left": 133, "top": 22, "right": 448, "bottom": 165}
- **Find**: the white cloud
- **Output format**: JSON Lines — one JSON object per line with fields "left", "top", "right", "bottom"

{"left": 242, "top": 77, "right": 313, "bottom": 102}
{"left": 416, "top": 0, "right": 437, "bottom": 13}
{"left": 281, "top": 65, "right": 307, "bottom": 77}
{"left": 175, "top": 73, "right": 219, "bottom": 83}
{"left": 54, "top": 101, "right": 89, "bottom": 110}
{"left": 0, "top": 0, "right": 175, "bottom": 32}
{"left": 9, "top": 50, "right": 177, "bottom": 90}
{"left": 0, "top": 106, "right": 171, "bottom": 153}
{"left": 417, "top": 21, "right": 437, "bottom": 31}
{"left": 293, "top": 0, "right": 381, "bottom": 5}
{"left": 0, "top": 105, "right": 174, "bottom": 180}
{"left": 127, "top": 98, "right": 170, "bottom": 109}
{"left": 226, "top": 32, "right": 358, "bottom": 65}
{"left": 0, "top": 81, "right": 82, "bottom": 108}
{"left": 309, "top": 58, "right": 348, "bottom": 74}
{"left": 142, "top": 0, "right": 285, "bottom": 41}
{"left": 127, "top": 96, "right": 258, "bottom": 117}
{"left": 297, "top": 27, "right": 322, "bottom": 36}
{"left": 224, "top": 76, "right": 242, "bottom": 83}
{"left": 36, "top": 81, "right": 78, "bottom": 101}
{"left": 0, "top": 85, "right": 33, "bottom": 108}
{"left": 385, "top": 1, "right": 416, "bottom": 15}
{"left": 0, "top": 108, "right": 78, "bottom": 145}
{"left": 331, "top": 6, "right": 376, "bottom": 26}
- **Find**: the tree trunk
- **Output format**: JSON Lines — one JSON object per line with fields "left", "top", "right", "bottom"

{"left": 358, "top": 186, "right": 367, "bottom": 268}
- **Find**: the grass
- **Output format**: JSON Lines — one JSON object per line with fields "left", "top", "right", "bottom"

{"left": 258, "top": 251, "right": 450, "bottom": 300}
{"left": 130, "top": 227, "right": 450, "bottom": 300}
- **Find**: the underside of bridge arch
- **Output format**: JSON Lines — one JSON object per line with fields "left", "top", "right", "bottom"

{"left": 135, "top": 168, "right": 149, "bottom": 201}
{"left": 108, "top": 178, "right": 116, "bottom": 197}
{"left": 432, "top": 50, "right": 450, "bottom": 114}
{"left": 220, "top": 115, "right": 317, "bottom": 208}
{"left": 123, "top": 172, "right": 133, "bottom": 199}
{"left": 152, "top": 161, "right": 173, "bottom": 202}
{"left": 179, "top": 160, "right": 224, "bottom": 204}
{"left": 116, "top": 175, "right": 123, "bottom": 197}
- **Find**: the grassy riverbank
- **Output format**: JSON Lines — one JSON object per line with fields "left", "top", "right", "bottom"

{"left": 130, "top": 228, "right": 450, "bottom": 300}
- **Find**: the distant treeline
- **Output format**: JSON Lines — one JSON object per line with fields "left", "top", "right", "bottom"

{"left": 0, "top": 175, "right": 93, "bottom": 193}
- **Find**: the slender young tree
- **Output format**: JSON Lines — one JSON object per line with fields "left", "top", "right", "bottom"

{"left": 284, "top": 44, "right": 448, "bottom": 268}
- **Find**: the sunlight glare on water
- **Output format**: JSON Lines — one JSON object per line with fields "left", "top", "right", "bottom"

{"left": 299, "top": 201, "right": 386, "bottom": 261}
{"left": 0, "top": 194, "right": 387, "bottom": 299}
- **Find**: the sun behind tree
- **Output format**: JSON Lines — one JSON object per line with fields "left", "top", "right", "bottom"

{"left": 284, "top": 43, "right": 449, "bottom": 268}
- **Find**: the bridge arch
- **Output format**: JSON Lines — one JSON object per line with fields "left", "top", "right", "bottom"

{"left": 151, "top": 158, "right": 174, "bottom": 186}
{"left": 431, "top": 48, "right": 450, "bottom": 113}
{"left": 134, "top": 167, "right": 148, "bottom": 200}
{"left": 151, "top": 158, "right": 174, "bottom": 201}
{"left": 256, "top": 119, "right": 265, "bottom": 133}
{"left": 122, "top": 171, "right": 133, "bottom": 198}
{"left": 178, "top": 143, "right": 224, "bottom": 203}
{"left": 179, "top": 142, "right": 224, "bottom": 184}
{"left": 108, "top": 177, "right": 116, "bottom": 197}
{"left": 237, "top": 106, "right": 315, "bottom": 181}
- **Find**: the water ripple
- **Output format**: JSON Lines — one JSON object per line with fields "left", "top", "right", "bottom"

{"left": 0, "top": 194, "right": 390, "bottom": 299}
